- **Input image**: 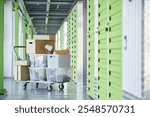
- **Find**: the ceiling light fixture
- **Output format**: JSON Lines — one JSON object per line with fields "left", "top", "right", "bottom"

{"left": 57, "top": 5, "right": 59, "bottom": 10}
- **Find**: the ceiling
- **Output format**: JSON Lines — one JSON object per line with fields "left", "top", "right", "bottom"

{"left": 24, "top": 0, "right": 76, "bottom": 35}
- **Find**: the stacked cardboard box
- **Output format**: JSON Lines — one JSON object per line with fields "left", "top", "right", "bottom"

{"left": 33, "top": 35, "right": 55, "bottom": 40}
{"left": 53, "top": 49, "right": 70, "bottom": 55}
{"left": 14, "top": 61, "right": 30, "bottom": 81}
{"left": 26, "top": 35, "right": 55, "bottom": 54}
{"left": 26, "top": 40, "right": 55, "bottom": 54}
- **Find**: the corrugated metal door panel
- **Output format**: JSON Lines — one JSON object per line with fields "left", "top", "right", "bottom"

{"left": 97, "top": 0, "right": 108, "bottom": 100}
{"left": 88, "top": 0, "right": 95, "bottom": 99}
{"left": 123, "top": 0, "right": 143, "bottom": 99}
{"left": 67, "top": 14, "right": 72, "bottom": 50}
{"left": 109, "top": 0, "right": 122, "bottom": 100}
{"left": 63, "top": 22, "right": 67, "bottom": 49}
{"left": 71, "top": 4, "right": 78, "bottom": 83}
{"left": 60, "top": 24, "right": 64, "bottom": 49}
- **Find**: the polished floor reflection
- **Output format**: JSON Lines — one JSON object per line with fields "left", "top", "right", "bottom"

{"left": 0, "top": 78, "right": 91, "bottom": 100}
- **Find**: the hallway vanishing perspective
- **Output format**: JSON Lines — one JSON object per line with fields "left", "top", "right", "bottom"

{"left": 0, "top": 0, "right": 150, "bottom": 100}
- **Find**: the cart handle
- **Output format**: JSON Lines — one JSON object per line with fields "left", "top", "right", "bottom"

{"left": 13, "top": 46, "right": 26, "bottom": 60}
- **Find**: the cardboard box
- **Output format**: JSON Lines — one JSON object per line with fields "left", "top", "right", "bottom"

{"left": 26, "top": 40, "right": 35, "bottom": 54}
{"left": 14, "top": 65, "right": 30, "bottom": 81}
{"left": 53, "top": 49, "right": 70, "bottom": 55}
{"left": 16, "top": 60, "right": 30, "bottom": 66}
{"left": 18, "top": 65, "right": 30, "bottom": 81}
{"left": 49, "top": 35, "right": 55, "bottom": 40}
{"left": 26, "top": 39, "right": 55, "bottom": 54}
{"left": 33, "top": 35, "right": 55, "bottom": 40}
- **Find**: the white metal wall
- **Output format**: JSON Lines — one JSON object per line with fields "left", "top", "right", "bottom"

{"left": 144, "top": 0, "right": 150, "bottom": 99}
{"left": 12, "top": 10, "right": 16, "bottom": 79}
{"left": 77, "top": 1, "right": 84, "bottom": 85}
{"left": 123, "top": 0, "right": 143, "bottom": 99}
{"left": 4, "top": 0, "right": 13, "bottom": 78}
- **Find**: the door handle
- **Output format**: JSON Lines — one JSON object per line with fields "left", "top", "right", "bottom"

{"left": 124, "top": 36, "right": 127, "bottom": 50}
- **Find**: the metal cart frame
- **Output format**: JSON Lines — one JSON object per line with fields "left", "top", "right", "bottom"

{"left": 13, "top": 46, "right": 71, "bottom": 91}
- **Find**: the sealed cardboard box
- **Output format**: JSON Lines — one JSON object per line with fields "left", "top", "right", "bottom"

{"left": 53, "top": 49, "right": 70, "bottom": 55}
{"left": 26, "top": 39, "right": 55, "bottom": 54}
{"left": 16, "top": 60, "right": 30, "bottom": 66}
{"left": 26, "top": 40, "right": 35, "bottom": 54}
{"left": 49, "top": 35, "right": 55, "bottom": 40}
{"left": 18, "top": 65, "right": 30, "bottom": 81}
{"left": 33, "top": 35, "right": 49, "bottom": 40}
{"left": 14, "top": 65, "right": 30, "bottom": 81}
{"left": 33, "top": 35, "right": 55, "bottom": 40}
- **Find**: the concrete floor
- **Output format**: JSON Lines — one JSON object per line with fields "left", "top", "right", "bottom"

{"left": 0, "top": 78, "right": 91, "bottom": 100}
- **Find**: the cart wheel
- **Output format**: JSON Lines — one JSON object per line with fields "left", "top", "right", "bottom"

{"left": 23, "top": 83, "right": 28, "bottom": 90}
{"left": 59, "top": 84, "right": 64, "bottom": 90}
{"left": 48, "top": 85, "right": 53, "bottom": 92}
{"left": 36, "top": 83, "right": 39, "bottom": 89}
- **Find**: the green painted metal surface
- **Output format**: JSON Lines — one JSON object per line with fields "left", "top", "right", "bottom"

{"left": 60, "top": 24, "right": 64, "bottom": 49}
{"left": 97, "top": 0, "right": 108, "bottom": 100}
{"left": 71, "top": 5, "right": 78, "bottom": 82}
{"left": 87, "top": 0, "right": 122, "bottom": 100}
{"left": 108, "top": 0, "right": 122, "bottom": 100}
{"left": 15, "top": 0, "right": 19, "bottom": 60}
{"left": 27, "top": 25, "right": 30, "bottom": 39}
{"left": 97, "top": 0, "right": 122, "bottom": 100}
{"left": 87, "top": 0, "right": 95, "bottom": 99}
{"left": 0, "top": 0, "right": 6, "bottom": 94}
{"left": 27, "top": 25, "right": 33, "bottom": 39}
{"left": 67, "top": 14, "right": 72, "bottom": 49}
{"left": 67, "top": 4, "right": 78, "bottom": 83}
{"left": 29, "top": 26, "right": 33, "bottom": 39}
{"left": 57, "top": 31, "right": 60, "bottom": 49}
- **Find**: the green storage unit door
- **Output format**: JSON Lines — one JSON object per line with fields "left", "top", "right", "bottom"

{"left": 71, "top": 11, "right": 75, "bottom": 81}
{"left": 97, "top": 0, "right": 108, "bottom": 100}
{"left": 72, "top": 5, "right": 78, "bottom": 82}
{"left": 57, "top": 31, "right": 60, "bottom": 50}
{"left": 71, "top": 11, "right": 74, "bottom": 71}
{"left": 108, "top": 0, "right": 122, "bottom": 100}
{"left": 67, "top": 5, "right": 78, "bottom": 82}
{"left": 97, "top": 0, "right": 122, "bottom": 100}
{"left": 88, "top": 0, "right": 95, "bottom": 98}
{"left": 60, "top": 25, "right": 64, "bottom": 49}
{"left": 67, "top": 14, "right": 71, "bottom": 49}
